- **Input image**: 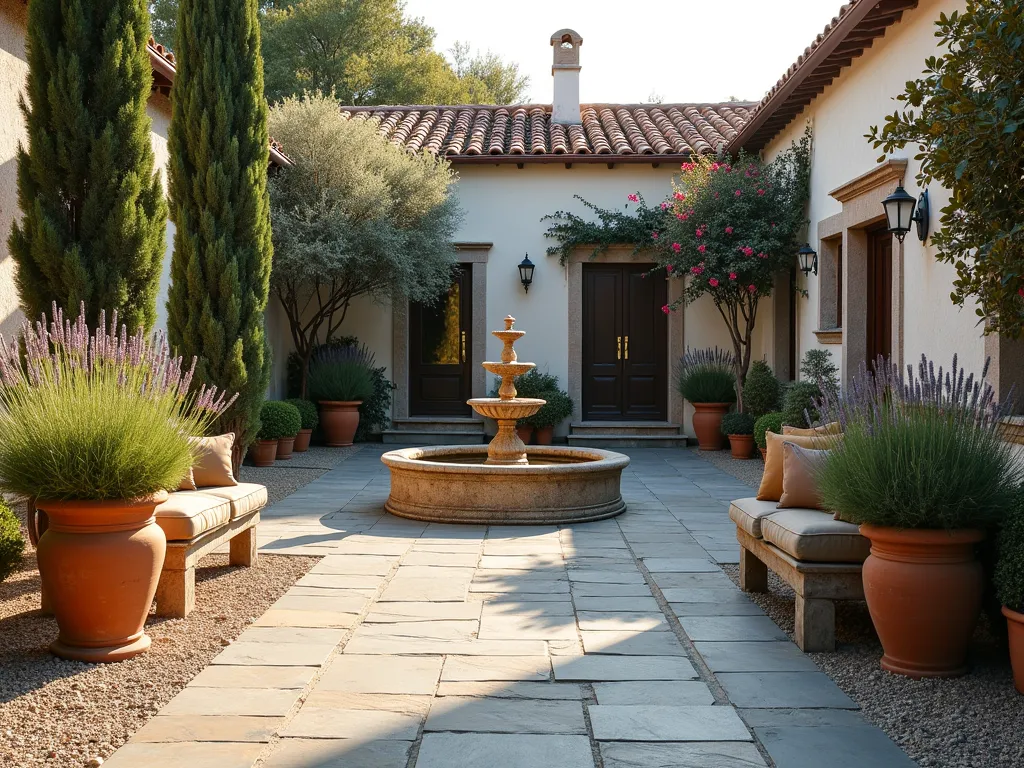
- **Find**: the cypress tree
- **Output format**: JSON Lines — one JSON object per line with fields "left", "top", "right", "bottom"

{"left": 9, "top": 0, "right": 167, "bottom": 332}
{"left": 166, "top": 0, "right": 273, "bottom": 467}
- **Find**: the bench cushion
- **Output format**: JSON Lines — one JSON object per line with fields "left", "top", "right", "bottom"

{"left": 155, "top": 491, "right": 232, "bottom": 541}
{"left": 761, "top": 508, "right": 869, "bottom": 563}
{"left": 199, "top": 483, "right": 267, "bottom": 519}
{"left": 729, "top": 497, "right": 782, "bottom": 538}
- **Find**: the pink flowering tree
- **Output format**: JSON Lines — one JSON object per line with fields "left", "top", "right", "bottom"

{"left": 659, "top": 132, "right": 810, "bottom": 409}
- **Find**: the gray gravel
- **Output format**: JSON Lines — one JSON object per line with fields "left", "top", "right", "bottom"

{"left": 688, "top": 445, "right": 765, "bottom": 488}
{"left": 239, "top": 443, "right": 362, "bottom": 504}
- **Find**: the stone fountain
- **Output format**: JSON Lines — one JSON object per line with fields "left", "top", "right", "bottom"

{"left": 381, "top": 315, "right": 629, "bottom": 524}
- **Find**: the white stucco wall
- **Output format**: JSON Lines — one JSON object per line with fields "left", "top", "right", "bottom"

{"left": 763, "top": 0, "right": 980, "bottom": 384}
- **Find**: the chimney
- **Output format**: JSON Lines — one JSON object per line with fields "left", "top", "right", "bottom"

{"left": 550, "top": 29, "right": 583, "bottom": 124}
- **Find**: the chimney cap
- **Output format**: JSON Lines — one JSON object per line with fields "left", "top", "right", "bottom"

{"left": 550, "top": 29, "right": 583, "bottom": 47}
{"left": 551, "top": 29, "right": 583, "bottom": 70}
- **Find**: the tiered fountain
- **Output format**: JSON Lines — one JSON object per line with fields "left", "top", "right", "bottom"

{"left": 381, "top": 316, "right": 628, "bottom": 524}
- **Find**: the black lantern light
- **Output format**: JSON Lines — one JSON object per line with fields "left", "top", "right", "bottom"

{"left": 518, "top": 255, "right": 535, "bottom": 293}
{"left": 797, "top": 243, "right": 818, "bottom": 276}
{"left": 882, "top": 185, "right": 929, "bottom": 243}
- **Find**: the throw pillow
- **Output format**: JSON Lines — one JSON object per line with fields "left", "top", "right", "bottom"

{"left": 189, "top": 433, "right": 238, "bottom": 488}
{"left": 756, "top": 431, "right": 835, "bottom": 502}
{"left": 782, "top": 421, "right": 842, "bottom": 437}
{"left": 778, "top": 442, "right": 830, "bottom": 510}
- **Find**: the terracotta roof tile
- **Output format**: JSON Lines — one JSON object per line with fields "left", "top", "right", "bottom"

{"left": 337, "top": 103, "right": 753, "bottom": 164}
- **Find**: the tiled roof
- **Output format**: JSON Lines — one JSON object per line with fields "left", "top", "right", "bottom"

{"left": 339, "top": 103, "right": 754, "bottom": 164}
{"left": 729, "top": 0, "right": 919, "bottom": 153}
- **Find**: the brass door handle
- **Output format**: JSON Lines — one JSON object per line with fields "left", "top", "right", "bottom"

{"left": 616, "top": 336, "right": 622, "bottom": 360}
{"left": 461, "top": 331, "right": 467, "bottom": 363}
{"left": 624, "top": 335, "right": 629, "bottom": 360}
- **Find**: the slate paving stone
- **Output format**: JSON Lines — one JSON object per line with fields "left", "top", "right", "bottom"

{"left": 753, "top": 724, "right": 916, "bottom": 767}
{"left": 424, "top": 697, "right": 587, "bottom": 734}
{"left": 641, "top": 558, "right": 720, "bottom": 573}
{"left": 379, "top": 577, "right": 469, "bottom": 602}
{"left": 303, "top": 691, "right": 431, "bottom": 714}
{"left": 481, "top": 601, "right": 575, "bottom": 616}
{"left": 436, "top": 682, "right": 583, "bottom": 700}
{"left": 281, "top": 707, "right": 422, "bottom": 740}
{"left": 572, "top": 596, "right": 661, "bottom": 612}
{"left": 354, "top": 619, "right": 479, "bottom": 641}
{"left": 365, "top": 602, "right": 483, "bottom": 622}
{"left": 441, "top": 655, "right": 551, "bottom": 682}
{"left": 680, "top": 615, "right": 789, "bottom": 642}
{"left": 130, "top": 715, "right": 281, "bottom": 743}
{"left": 569, "top": 583, "right": 653, "bottom": 597}
{"left": 262, "top": 738, "right": 412, "bottom": 768}
{"left": 403, "top": 551, "right": 480, "bottom": 566}
{"left": 308, "top": 556, "right": 395, "bottom": 575}
{"left": 599, "top": 741, "right": 768, "bottom": 767}
{"left": 695, "top": 641, "right": 820, "bottom": 673}
{"left": 658, "top": 587, "right": 751, "bottom": 605}
{"left": 317, "top": 655, "right": 443, "bottom": 695}
{"left": 161, "top": 686, "right": 299, "bottom": 717}
{"left": 579, "top": 630, "right": 687, "bottom": 656}
{"left": 272, "top": 593, "right": 369, "bottom": 612}
{"left": 553, "top": 655, "right": 697, "bottom": 681}
{"left": 102, "top": 742, "right": 265, "bottom": 768}
{"left": 593, "top": 681, "right": 715, "bottom": 706}
{"left": 252, "top": 609, "right": 359, "bottom": 629}
{"left": 717, "top": 672, "right": 858, "bottom": 709}
{"left": 576, "top": 611, "right": 669, "bottom": 632}
{"left": 211, "top": 641, "right": 336, "bottom": 667}
{"left": 344, "top": 637, "right": 548, "bottom": 656}
{"left": 588, "top": 705, "right": 752, "bottom": 741}
{"left": 236, "top": 626, "right": 346, "bottom": 645}
{"left": 295, "top": 573, "right": 385, "bottom": 590}
{"left": 415, "top": 733, "right": 595, "bottom": 768}
{"left": 565, "top": 570, "right": 648, "bottom": 584}
{"left": 187, "top": 665, "right": 317, "bottom": 690}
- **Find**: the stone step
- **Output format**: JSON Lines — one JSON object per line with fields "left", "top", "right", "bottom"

{"left": 567, "top": 434, "right": 690, "bottom": 449}
{"left": 391, "top": 417, "right": 486, "bottom": 433}
{"left": 570, "top": 421, "right": 684, "bottom": 437}
{"left": 382, "top": 430, "right": 487, "bottom": 446}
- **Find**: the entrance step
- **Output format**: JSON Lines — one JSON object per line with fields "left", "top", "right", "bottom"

{"left": 383, "top": 417, "right": 487, "bottom": 445}
{"left": 568, "top": 421, "right": 689, "bottom": 448}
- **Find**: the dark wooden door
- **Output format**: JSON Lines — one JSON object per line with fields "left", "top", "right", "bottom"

{"left": 867, "top": 229, "right": 893, "bottom": 366}
{"left": 582, "top": 264, "right": 668, "bottom": 420}
{"left": 409, "top": 265, "right": 472, "bottom": 416}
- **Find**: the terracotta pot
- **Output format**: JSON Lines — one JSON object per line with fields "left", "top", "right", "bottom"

{"left": 249, "top": 439, "right": 278, "bottom": 467}
{"left": 516, "top": 425, "right": 534, "bottom": 445}
{"left": 758, "top": 446, "right": 767, "bottom": 460}
{"left": 728, "top": 434, "right": 754, "bottom": 459}
{"left": 293, "top": 429, "right": 313, "bottom": 452}
{"left": 691, "top": 402, "right": 731, "bottom": 450}
{"left": 1003, "top": 606, "right": 1024, "bottom": 694}
{"left": 319, "top": 401, "right": 362, "bottom": 447}
{"left": 34, "top": 493, "right": 168, "bottom": 662}
{"left": 277, "top": 435, "right": 296, "bottom": 461}
{"left": 535, "top": 426, "right": 554, "bottom": 445}
{"left": 860, "top": 524, "right": 984, "bottom": 678}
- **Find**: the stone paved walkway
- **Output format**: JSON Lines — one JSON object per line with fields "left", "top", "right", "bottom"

{"left": 106, "top": 447, "right": 915, "bottom": 768}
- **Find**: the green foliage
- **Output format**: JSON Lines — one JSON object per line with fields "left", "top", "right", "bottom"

{"left": 150, "top": 0, "right": 292, "bottom": 49}
{"left": 543, "top": 193, "right": 669, "bottom": 266}
{"left": 10, "top": 0, "right": 167, "bottom": 332}
{"left": 356, "top": 365, "right": 394, "bottom": 441}
{"left": 167, "top": 0, "right": 274, "bottom": 464}
{"left": 676, "top": 348, "right": 737, "bottom": 404}
{"left": 527, "top": 390, "right": 574, "bottom": 429}
{"left": 285, "top": 398, "right": 319, "bottom": 430}
{"left": 741, "top": 360, "right": 782, "bottom": 418}
{"left": 449, "top": 42, "right": 531, "bottom": 105}
{"left": 258, "top": 401, "right": 302, "bottom": 440}
{"left": 721, "top": 412, "right": 755, "bottom": 436}
{"left": 781, "top": 381, "right": 821, "bottom": 428}
{"left": 800, "top": 349, "right": 839, "bottom": 397}
{"left": 510, "top": 369, "right": 560, "bottom": 398}
{"left": 268, "top": 93, "right": 461, "bottom": 395}
{"left": 754, "top": 411, "right": 783, "bottom": 449}
{"left": 307, "top": 344, "right": 376, "bottom": 403}
{"left": 867, "top": 1, "right": 1024, "bottom": 337}
{"left": 996, "top": 488, "right": 1024, "bottom": 611}
{"left": 0, "top": 499, "right": 25, "bottom": 583}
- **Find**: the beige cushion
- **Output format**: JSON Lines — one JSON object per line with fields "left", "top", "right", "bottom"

{"left": 783, "top": 422, "right": 841, "bottom": 437}
{"left": 199, "top": 482, "right": 267, "bottom": 519}
{"left": 778, "top": 443, "right": 830, "bottom": 510}
{"left": 761, "top": 508, "right": 869, "bottom": 563}
{"left": 729, "top": 497, "right": 782, "bottom": 539}
{"left": 756, "top": 432, "right": 836, "bottom": 502}
{"left": 188, "top": 433, "right": 238, "bottom": 489}
{"left": 155, "top": 491, "right": 231, "bottom": 541}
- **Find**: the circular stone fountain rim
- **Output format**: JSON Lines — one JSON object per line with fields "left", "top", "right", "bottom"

{"left": 381, "top": 445, "right": 630, "bottom": 475}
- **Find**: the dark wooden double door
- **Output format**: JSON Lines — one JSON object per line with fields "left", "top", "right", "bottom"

{"left": 409, "top": 265, "right": 472, "bottom": 416}
{"left": 867, "top": 228, "right": 893, "bottom": 365}
{"left": 582, "top": 264, "right": 668, "bottom": 421}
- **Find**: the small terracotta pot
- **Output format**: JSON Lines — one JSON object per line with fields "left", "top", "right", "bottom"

{"left": 319, "top": 401, "right": 362, "bottom": 447}
{"left": 728, "top": 434, "right": 754, "bottom": 459}
{"left": 691, "top": 402, "right": 731, "bottom": 450}
{"left": 516, "top": 425, "right": 534, "bottom": 445}
{"left": 535, "top": 426, "right": 554, "bottom": 445}
{"left": 1003, "top": 606, "right": 1024, "bottom": 694}
{"left": 758, "top": 446, "right": 767, "bottom": 460}
{"left": 860, "top": 524, "right": 984, "bottom": 678}
{"left": 277, "top": 435, "right": 296, "bottom": 461}
{"left": 249, "top": 439, "right": 278, "bottom": 467}
{"left": 35, "top": 493, "right": 168, "bottom": 662}
{"left": 293, "top": 429, "right": 313, "bottom": 452}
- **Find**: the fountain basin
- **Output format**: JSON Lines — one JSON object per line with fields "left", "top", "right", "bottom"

{"left": 381, "top": 445, "right": 629, "bottom": 525}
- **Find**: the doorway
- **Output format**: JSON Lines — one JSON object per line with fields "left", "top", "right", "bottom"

{"left": 409, "top": 265, "right": 472, "bottom": 416}
{"left": 866, "top": 228, "right": 893, "bottom": 366}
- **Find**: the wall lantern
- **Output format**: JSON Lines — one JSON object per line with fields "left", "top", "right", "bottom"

{"left": 798, "top": 243, "right": 818, "bottom": 276}
{"left": 518, "top": 255, "right": 535, "bottom": 293}
{"left": 882, "top": 185, "right": 929, "bottom": 243}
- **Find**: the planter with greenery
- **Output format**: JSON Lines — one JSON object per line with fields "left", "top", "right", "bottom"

{"left": 492, "top": 370, "right": 561, "bottom": 443}
{"left": 0, "top": 499, "right": 25, "bottom": 585}
{"left": 817, "top": 354, "right": 1020, "bottom": 678}
{"left": 251, "top": 401, "right": 296, "bottom": 467}
{"left": 308, "top": 344, "right": 376, "bottom": 447}
{"left": 721, "top": 412, "right": 756, "bottom": 460}
{"left": 754, "top": 411, "right": 783, "bottom": 460}
{"left": 528, "top": 390, "right": 574, "bottom": 445}
{"left": 286, "top": 398, "right": 319, "bottom": 452}
{"left": 273, "top": 402, "right": 303, "bottom": 460}
{"left": 742, "top": 360, "right": 782, "bottom": 419}
{"left": 0, "top": 306, "right": 232, "bottom": 661}
{"left": 677, "top": 347, "right": 737, "bottom": 450}
{"left": 995, "top": 487, "right": 1024, "bottom": 693}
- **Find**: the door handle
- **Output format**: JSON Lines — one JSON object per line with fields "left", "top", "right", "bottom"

{"left": 461, "top": 331, "right": 467, "bottom": 363}
{"left": 616, "top": 336, "right": 622, "bottom": 360}
{"left": 624, "top": 336, "right": 629, "bottom": 360}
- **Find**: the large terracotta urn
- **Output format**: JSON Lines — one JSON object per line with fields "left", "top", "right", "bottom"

{"left": 691, "top": 402, "right": 731, "bottom": 451}
{"left": 860, "top": 524, "right": 984, "bottom": 678}
{"left": 1003, "top": 607, "right": 1024, "bottom": 694}
{"left": 319, "top": 401, "right": 362, "bottom": 447}
{"left": 516, "top": 425, "right": 534, "bottom": 445}
{"left": 535, "top": 426, "right": 554, "bottom": 445}
{"left": 35, "top": 493, "right": 168, "bottom": 662}
{"left": 728, "top": 434, "right": 754, "bottom": 459}
{"left": 293, "top": 429, "right": 313, "bottom": 452}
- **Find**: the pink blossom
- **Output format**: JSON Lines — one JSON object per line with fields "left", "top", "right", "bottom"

{"left": 661, "top": 305, "right": 671, "bottom": 314}
{"left": 660, "top": 202, "right": 670, "bottom": 210}
{"left": 666, "top": 264, "right": 674, "bottom": 273}
{"left": 741, "top": 246, "right": 754, "bottom": 257}
{"left": 709, "top": 278, "right": 719, "bottom": 288}
{"left": 652, "top": 232, "right": 659, "bottom": 239}
{"left": 729, "top": 272, "right": 737, "bottom": 280}
{"left": 627, "top": 194, "right": 639, "bottom": 202}
{"left": 674, "top": 191, "right": 686, "bottom": 201}
{"left": 725, "top": 226, "right": 734, "bottom": 235}
{"left": 757, "top": 189, "right": 765, "bottom": 196}
{"left": 714, "top": 192, "right": 719, "bottom": 199}
{"left": 748, "top": 284, "right": 757, "bottom": 293}
{"left": 1020, "top": 287, "right": 1024, "bottom": 298}
{"left": 676, "top": 213, "right": 689, "bottom": 221}
{"left": 671, "top": 242, "right": 681, "bottom": 253}
{"left": 690, "top": 263, "right": 705, "bottom": 276}
{"left": 698, "top": 244, "right": 707, "bottom": 254}
{"left": 724, "top": 164, "right": 732, "bottom": 173}
{"left": 711, "top": 162, "right": 720, "bottom": 171}
{"left": 735, "top": 189, "right": 742, "bottom": 197}
{"left": 758, "top": 252, "right": 768, "bottom": 259}
{"left": 695, "top": 227, "right": 704, "bottom": 238}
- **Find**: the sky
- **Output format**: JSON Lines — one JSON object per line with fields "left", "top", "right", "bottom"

{"left": 404, "top": 0, "right": 848, "bottom": 105}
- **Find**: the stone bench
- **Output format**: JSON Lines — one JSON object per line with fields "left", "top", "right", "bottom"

{"left": 729, "top": 497, "right": 870, "bottom": 652}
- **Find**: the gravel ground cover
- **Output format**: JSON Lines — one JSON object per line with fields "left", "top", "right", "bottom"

{"left": 691, "top": 448, "right": 1024, "bottom": 768}
{"left": 238, "top": 444, "right": 362, "bottom": 504}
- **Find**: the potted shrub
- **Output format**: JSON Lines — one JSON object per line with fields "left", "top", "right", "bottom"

{"left": 721, "top": 412, "right": 755, "bottom": 459}
{"left": 529, "top": 389, "right": 574, "bottom": 445}
{"left": 754, "top": 411, "right": 783, "bottom": 460}
{"left": 274, "top": 401, "right": 303, "bottom": 460}
{"left": 308, "top": 344, "right": 375, "bottom": 447}
{"left": 817, "top": 355, "right": 1020, "bottom": 678}
{"left": 250, "top": 401, "right": 296, "bottom": 466}
{"left": 286, "top": 398, "right": 318, "bottom": 452}
{"left": 742, "top": 360, "right": 782, "bottom": 419}
{"left": 492, "top": 370, "right": 561, "bottom": 446}
{"left": 677, "top": 347, "right": 737, "bottom": 450}
{"left": 0, "top": 306, "right": 232, "bottom": 662}
{"left": 781, "top": 380, "right": 821, "bottom": 429}
{"left": 995, "top": 488, "right": 1024, "bottom": 694}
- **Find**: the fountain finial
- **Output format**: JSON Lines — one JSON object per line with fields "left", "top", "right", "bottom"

{"left": 504, "top": 315, "right": 516, "bottom": 330}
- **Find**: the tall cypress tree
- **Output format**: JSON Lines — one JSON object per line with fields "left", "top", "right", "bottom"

{"left": 9, "top": 0, "right": 167, "bottom": 332}
{"left": 166, "top": 0, "right": 273, "bottom": 466}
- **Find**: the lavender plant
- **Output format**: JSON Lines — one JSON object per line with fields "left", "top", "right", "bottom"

{"left": 815, "top": 354, "right": 1021, "bottom": 529}
{"left": 676, "top": 347, "right": 738, "bottom": 404}
{"left": 0, "top": 304, "right": 236, "bottom": 501}
{"left": 307, "top": 343, "right": 376, "bottom": 403}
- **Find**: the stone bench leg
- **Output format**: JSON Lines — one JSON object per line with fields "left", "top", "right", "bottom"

{"left": 155, "top": 565, "right": 195, "bottom": 619}
{"left": 229, "top": 525, "right": 258, "bottom": 567}
{"left": 739, "top": 546, "right": 768, "bottom": 593}
{"left": 795, "top": 594, "right": 835, "bottom": 652}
